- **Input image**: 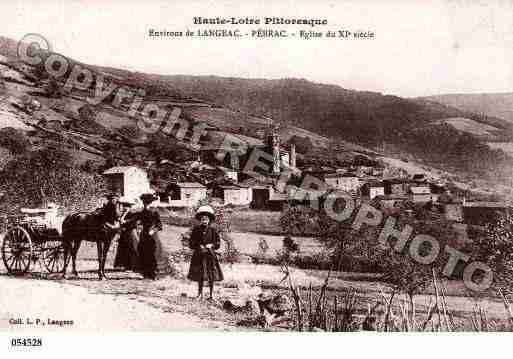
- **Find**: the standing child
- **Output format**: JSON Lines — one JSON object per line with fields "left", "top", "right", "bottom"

{"left": 187, "top": 205, "right": 224, "bottom": 299}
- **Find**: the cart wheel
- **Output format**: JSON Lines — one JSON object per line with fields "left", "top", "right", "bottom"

{"left": 41, "top": 241, "right": 65, "bottom": 273}
{"left": 2, "top": 226, "right": 33, "bottom": 274}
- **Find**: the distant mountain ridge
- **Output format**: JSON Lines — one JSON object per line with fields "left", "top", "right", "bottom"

{"left": 92, "top": 71, "right": 513, "bottom": 145}
{"left": 2, "top": 35, "right": 510, "bottom": 144}
{"left": 2, "top": 34, "right": 513, "bottom": 183}
{"left": 419, "top": 93, "right": 513, "bottom": 125}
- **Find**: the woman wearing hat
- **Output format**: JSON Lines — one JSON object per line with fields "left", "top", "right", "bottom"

{"left": 113, "top": 197, "right": 140, "bottom": 271}
{"left": 187, "top": 205, "right": 224, "bottom": 299}
{"left": 136, "top": 193, "right": 172, "bottom": 279}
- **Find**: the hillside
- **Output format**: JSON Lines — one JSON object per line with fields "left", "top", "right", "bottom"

{"left": 1, "top": 34, "right": 511, "bottom": 141}
{"left": 1, "top": 34, "right": 513, "bottom": 194}
{"left": 420, "top": 93, "right": 513, "bottom": 126}
{"left": 92, "top": 71, "right": 513, "bottom": 145}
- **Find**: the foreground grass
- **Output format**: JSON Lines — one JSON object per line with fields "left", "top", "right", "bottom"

{"left": 1, "top": 224, "right": 511, "bottom": 331}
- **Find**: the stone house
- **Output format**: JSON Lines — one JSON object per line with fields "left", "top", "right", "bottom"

{"left": 215, "top": 184, "right": 253, "bottom": 206}
{"left": 167, "top": 182, "right": 207, "bottom": 207}
{"left": 102, "top": 166, "right": 151, "bottom": 202}
{"left": 409, "top": 184, "right": 432, "bottom": 203}
{"left": 361, "top": 181, "right": 385, "bottom": 199}
{"left": 324, "top": 172, "right": 360, "bottom": 194}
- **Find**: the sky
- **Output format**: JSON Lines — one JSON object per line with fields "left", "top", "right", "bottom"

{"left": 0, "top": 0, "right": 512, "bottom": 97}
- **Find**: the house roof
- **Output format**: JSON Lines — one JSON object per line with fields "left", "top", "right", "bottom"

{"left": 240, "top": 177, "right": 274, "bottom": 188}
{"left": 220, "top": 184, "right": 250, "bottom": 189}
{"left": 208, "top": 177, "right": 249, "bottom": 189}
{"left": 379, "top": 194, "right": 410, "bottom": 200}
{"left": 410, "top": 186, "right": 431, "bottom": 195}
{"left": 383, "top": 178, "right": 413, "bottom": 185}
{"left": 217, "top": 166, "right": 238, "bottom": 173}
{"left": 324, "top": 172, "right": 359, "bottom": 179}
{"left": 175, "top": 182, "right": 206, "bottom": 188}
{"left": 412, "top": 174, "right": 427, "bottom": 180}
{"left": 103, "top": 166, "right": 145, "bottom": 175}
{"left": 463, "top": 201, "right": 510, "bottom": 208}
{"left": 365, "top": 180, "right": 384, "bottom": 187}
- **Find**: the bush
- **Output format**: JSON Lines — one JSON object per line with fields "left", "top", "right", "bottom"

{"left": 291, "top": 251, "right": 332, "bottom": 271}
{"left": 280, "top": 204, "right": 318, "bottom": 236}
{"left": 219, "top": 232, "right": 240, "bottom": 264}
{"left": 0, "top": 127, "right": 31, "bottom": 155}
{"left": 283, "top": 235, "right": 299, "bottom": 252}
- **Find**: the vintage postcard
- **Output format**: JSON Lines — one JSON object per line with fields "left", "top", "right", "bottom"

{"left": 1, "top": 0, "right": 513, "bottom": 353}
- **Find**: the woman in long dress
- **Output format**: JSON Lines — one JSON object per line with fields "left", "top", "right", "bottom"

{"left": 187, "top": 205, "right": 224, "bottom": 299}
{"left": 136, "top": 193, "right": 172, "bottom": 279}
{"left": 113, "top": 198, "right": 140, "bottom": 271}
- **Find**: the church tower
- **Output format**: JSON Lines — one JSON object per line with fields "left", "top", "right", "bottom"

{"left": 266, "top": 125, "right": 281, "bottom": 175}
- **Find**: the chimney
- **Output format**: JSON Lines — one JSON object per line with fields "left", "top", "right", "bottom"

{"left": 290, "top": 143, "right": 296, "bottom": 168}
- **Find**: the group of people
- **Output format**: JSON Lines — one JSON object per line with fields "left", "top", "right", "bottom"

{"left": 99, "top": 193, "right": 223, "bottom": 299}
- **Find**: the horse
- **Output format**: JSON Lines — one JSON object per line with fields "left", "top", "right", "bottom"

{"left": 61, "top": 208, "right": 122, "bottom": 280}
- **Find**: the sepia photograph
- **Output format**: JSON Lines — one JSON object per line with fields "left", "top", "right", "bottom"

{"left": 1, "top": 0, "right": 513, "bottom": 355}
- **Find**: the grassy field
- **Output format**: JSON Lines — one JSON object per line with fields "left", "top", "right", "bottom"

{"left": 442, "top": 117, "right": 501, "bottom": 136}
{"left": 161, "top": 208, "right": 287, "bottom": 235}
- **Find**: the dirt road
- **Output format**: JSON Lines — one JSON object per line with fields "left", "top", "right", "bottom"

{"left": 0, "top": 275, "right": 229, "bottom": 331}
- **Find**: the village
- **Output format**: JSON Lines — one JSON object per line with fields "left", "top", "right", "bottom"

{"left": 98, "top": 122, "right": 510, "bottom": 232}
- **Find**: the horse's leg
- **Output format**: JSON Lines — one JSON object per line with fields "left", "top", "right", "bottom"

{"left": 71, "top": 240, "right": 82, "bottom": 277}
{"left": 101, "top": 238, "right": 113, "bottom": 279}
{"left": 61, "top": 239, "right": 72, "bottom": 279}
{"left": 96, "top": 241, "right": 104, "bottom": 280}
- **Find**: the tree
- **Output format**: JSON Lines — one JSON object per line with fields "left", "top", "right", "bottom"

{"left": 147, "top": 133, "right": 194, "bottom": 162}
{"left": 78, "top": 104, "right": 97, "bottom": 121}
{"left": 81, "top": 159, "right": 100, "bottom": 173}
{"left": 287, "top": 135, "right": 313, "bottom": 154}
{"left": 472, "top": 210, "right": 513, "bottom": 293}
{"left": 0, "top": 127, "right": 31, "bottom": 155}
{"left": 280, "top": 200, "right": 382, "bottom": 272}
{"left": 376, "top": 212, "right": 457, "bottom": 326}
{"left": 45, "top": 77, "right": 63, "bottom": 98}
{"left": 0, "top": 146, "right": 105, "bottom": 213}
{"left": 280, "top": 197, "right": 457, "bottom": 314}
{"left": 280, "top": 203, "right": 318, "bottom": 236}
{"left": 119, "top": 125, "right": 140, "bottom": 139}
{"left": 0, "top": 73, "right": 6, "bottom": 93}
